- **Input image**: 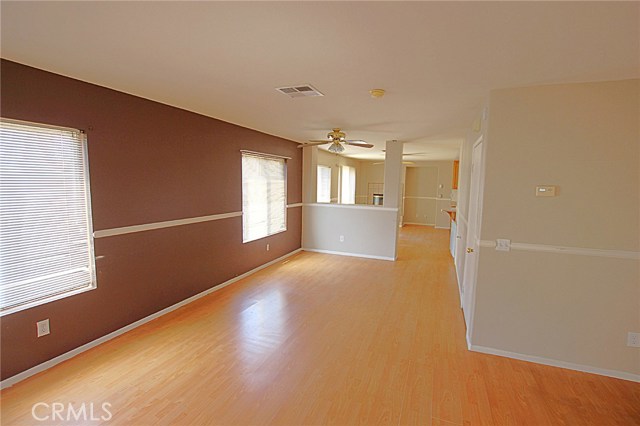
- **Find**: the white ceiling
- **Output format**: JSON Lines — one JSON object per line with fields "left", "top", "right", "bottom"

{"left": 1, "top": 2, "right": 638, "bottom": 161}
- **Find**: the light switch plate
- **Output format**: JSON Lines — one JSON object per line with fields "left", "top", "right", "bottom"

{"left": 536, "top": 185, "right": 557, "bottom": 197}
{"left": 496, "top": 239, "right": 511, "bottom": 252}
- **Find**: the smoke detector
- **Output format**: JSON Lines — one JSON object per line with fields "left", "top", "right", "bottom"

{"left": 369, "top": 88, "right": 386, "bottom": 99}
{"left": 276, "top": 84, "right": 324, "bottom": 98}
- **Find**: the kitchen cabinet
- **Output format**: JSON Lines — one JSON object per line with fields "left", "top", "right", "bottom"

{"left": 452, "top": 160, "right": 459, "bottom": 189}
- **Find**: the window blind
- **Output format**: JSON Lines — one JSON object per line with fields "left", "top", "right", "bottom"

{"left": 0, "top": 119, "right": 96, "bottom": 315}
{"left": 317, "top": 165, "right": 331, "bottom": 203}
{"left": 340, "top": 165, "right": 356, "bottom": 204}
{"left": 241, "top": 153, "right": 287, "bottom": 243}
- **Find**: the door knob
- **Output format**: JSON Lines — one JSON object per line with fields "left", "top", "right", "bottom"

{"left": 467, "top": 247, "right": 474, "bottom": 253}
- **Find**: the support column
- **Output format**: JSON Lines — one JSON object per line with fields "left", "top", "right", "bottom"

{"left": 383, "top": 140, "right": 403, "bottom": 260}
{"left": 383, "top": 140, "right": 403, "bottom": 209}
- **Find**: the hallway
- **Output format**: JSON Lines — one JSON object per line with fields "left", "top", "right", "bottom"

{"left": 1, "top": 226, "right": 638, "bottom": 425}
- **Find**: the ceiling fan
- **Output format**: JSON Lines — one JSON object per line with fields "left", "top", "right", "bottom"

{"left": 298, "top": 128, "right": 374, "bottom": 153}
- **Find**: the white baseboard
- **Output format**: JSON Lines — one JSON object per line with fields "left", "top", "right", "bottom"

{"left": 0, "top": 248, "right": 303, "bottom": 390}
{"left": 435, "top": 225, "right": 451, "bottom": 230}
{"left": 302, "top": 248, "right": 395, "bottom": 261}
{"left": 469, "top": 344, "right": 640, "bottom": 383}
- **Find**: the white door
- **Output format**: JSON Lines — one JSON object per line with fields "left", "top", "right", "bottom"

{"left": 461, "top": 136, "right": 485, "bottom": 339}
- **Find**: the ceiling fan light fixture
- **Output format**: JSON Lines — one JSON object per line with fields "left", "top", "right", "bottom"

{"left": 328, "top": 142, "right": 345, "bottom": 153}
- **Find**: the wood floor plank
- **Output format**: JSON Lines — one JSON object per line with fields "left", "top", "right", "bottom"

{"left": 1, "top": 225, "right": 638, "bottom": 425}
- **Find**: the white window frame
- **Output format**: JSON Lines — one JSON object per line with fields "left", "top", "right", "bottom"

{"left": 317, "top": 165, "right": 331, "bottom": 203}
{"left": 340, "top": 165, "right": 356, "bottom": 204}
{"left": 0, "top": 118, "right": 96, "bottom": 316}
{"left": 241, "top": 151, "right": 288, "bottom": 243}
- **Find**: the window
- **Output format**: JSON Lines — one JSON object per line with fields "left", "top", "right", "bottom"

{"left": 241, "top": 152, "right": 287, "bottom": 243}
{"left": 340, "top": 165, "right": 356, "bottom": 204}
{"left": 317, "top": 165, "right": 331, "bottom": 203}
{"left": 0, "top": 119, "right": 96, "bottom": 316}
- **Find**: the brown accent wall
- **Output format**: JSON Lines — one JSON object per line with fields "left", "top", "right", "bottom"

{"left": 0, "top": 60, "right": 303, "bottom": 380}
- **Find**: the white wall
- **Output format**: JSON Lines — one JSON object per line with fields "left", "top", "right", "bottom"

{"left": 404, "top": 161, "right": 455, "bottom": 228}
{"left": 302, "top": 146, "right": 318, "bottom": 203}
{"left": 302, "top": 204, "right": 398, "bottom": 260}
{"left": 404, "top": 166, "right": 438, "bottom": 225}
{"left": 304, "top": 149, "right": 399, "bottom": 261}
{"left": 470, "top": 79, "right": 640, "bottom": 379}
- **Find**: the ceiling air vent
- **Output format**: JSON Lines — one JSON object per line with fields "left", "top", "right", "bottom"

{"left": 276, "top": 84, "right": 324, "bottom": 98}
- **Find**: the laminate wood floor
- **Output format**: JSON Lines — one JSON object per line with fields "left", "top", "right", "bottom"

{"left": 1, "top": 226, "right": 639, "bottom": 425}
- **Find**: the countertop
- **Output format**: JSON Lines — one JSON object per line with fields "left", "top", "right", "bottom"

{"left": 442, "top": 207, "right": 456, "bottom": 222}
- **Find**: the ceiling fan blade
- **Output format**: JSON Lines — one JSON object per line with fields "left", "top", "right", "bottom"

{"left": 297, "top": 141, "right": 330, "bottom": 148}
{"left": 382, "top": 149, "right": 428, "bottom": 156}
{"left": 344, "top": 140, "right": 374, "bottom": 148}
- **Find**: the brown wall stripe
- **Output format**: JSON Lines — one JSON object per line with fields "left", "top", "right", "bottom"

{"left": 0, "top": 59, "right": 303, "bottom": 381}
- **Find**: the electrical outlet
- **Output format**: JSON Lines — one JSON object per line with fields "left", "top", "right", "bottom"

{"left": 628, "top": 332, "right": 640, "bottom": 347}
{"left": 339, "top": 235, "right": 344, "bottom": 242}
{"left": 266, "top": 243, "right": 270, "bottom": 251}
{"left": 37, "top": 319, "right": 50, "bottom": 337}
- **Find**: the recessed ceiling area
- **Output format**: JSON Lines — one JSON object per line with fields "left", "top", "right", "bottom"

{"left": 1, "top": 2, "right": 638, "bottom": 161}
